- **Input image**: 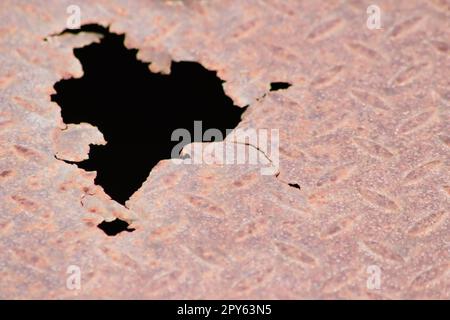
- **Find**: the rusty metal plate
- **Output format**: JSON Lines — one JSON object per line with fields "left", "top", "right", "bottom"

{"left": 0, "top": 0, "right": 449, "bottom": 299}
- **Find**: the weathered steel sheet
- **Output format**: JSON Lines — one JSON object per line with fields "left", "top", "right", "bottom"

{"left": 0, "top": 0, "right": 449, "bottom": 299}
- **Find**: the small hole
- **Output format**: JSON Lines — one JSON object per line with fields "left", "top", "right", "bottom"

{"left": 288, "top": 183, "right": 301, "bottom": 190}
{"left": 97, "top": 218, "right": 135, "bottom": 236}
{"left": 270, "top": 82, "right": 292, "bottom": 91}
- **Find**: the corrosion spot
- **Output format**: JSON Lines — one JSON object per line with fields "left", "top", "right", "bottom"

{"left": 0, "top": 170, "right": 12, "bottom": 178}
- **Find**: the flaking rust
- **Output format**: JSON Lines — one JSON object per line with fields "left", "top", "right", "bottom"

{"left": 0, "top": 0, "right": 449, "bottom": 299}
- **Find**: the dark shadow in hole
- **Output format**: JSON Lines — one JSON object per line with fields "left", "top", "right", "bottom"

{"left": 97, "top": 218, "right": 135, "bottom": 236}
{"left": 270, "top": 82, "right": 292, "bottom": 91}
{"left": 288, "top": 183, "right": 301, "bottom": 190}
{"left": 51, "top": 24, "right": 246, "bottom": 205}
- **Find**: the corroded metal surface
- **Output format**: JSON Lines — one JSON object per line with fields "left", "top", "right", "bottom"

{"left": 0, "top": 0, "right": 449, "bottom": 299}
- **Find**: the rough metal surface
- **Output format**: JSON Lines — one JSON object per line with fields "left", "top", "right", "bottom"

{"left": 0, "top": 0, "right": 449, "bottom": 299}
